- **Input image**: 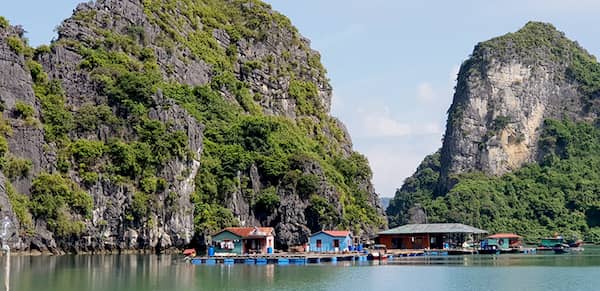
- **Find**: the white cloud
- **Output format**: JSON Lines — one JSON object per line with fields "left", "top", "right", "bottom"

{"left": 359, "top": 109, "right": 412, "bottom": 137}
{"left": 362, "top": 144, "right": 438, "bottom": 197}
{"left": 422, "top": 122, "right": 443, "bottom": 135}
{"left": 416, "top": 82, "right": 436, "bottom": 102}
{"left": 352, "top": 108, "right": 445, "bottom": 138}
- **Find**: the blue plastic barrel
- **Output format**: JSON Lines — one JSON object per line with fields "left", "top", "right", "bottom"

{"left": 208, "top": 246, "right": 215, "bottom": 257}
{"left": 357, "top": 244, "right": 363, "bottom": 252}
{"left": 267, "top": 247, "right": 273, "bottom": 254}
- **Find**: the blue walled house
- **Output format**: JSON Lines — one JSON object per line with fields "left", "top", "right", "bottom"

{"left": 309, "top": 230, "right": 353, "bottom": 252}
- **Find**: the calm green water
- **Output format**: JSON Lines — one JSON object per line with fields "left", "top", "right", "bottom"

{"left": 4, "top": 248, "right": 600, "bottom": 291}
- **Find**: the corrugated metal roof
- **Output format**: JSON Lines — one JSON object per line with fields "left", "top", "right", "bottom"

{"left": 378, "top": 223, "right": 488, "bottom": 235}
{"left": 215, "top": 227, "right": 274, "bottom": 238}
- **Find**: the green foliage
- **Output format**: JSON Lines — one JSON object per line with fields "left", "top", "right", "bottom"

{"left": 72, "top": 139, "right": 105, "bottom": 166}
{"left": 305, "top": 195, "right": 339, "bottom": 231}
{"left": 29, "top": 173, "right": 93, "bottom": 237}
{"left": 0, "top": 136, "right": 8, "bottom": 162}
{"left": 254, "top": 186, "right": 280, "bottom": 212}
{"left": 27, "top": 60, "right": 47, "bottom": 84}
{"left": 105, "top": 71, "right": 160, "bottom": 107}
{"left": 27, "top": 60, "right": 74, "bottom": 143}
{"left": 492, "top": 116, "right": 511, "bottom": 131}
{"left": 288, "top": 79, "right": 320, "bottom": 115}
{"left": 3, "top": 155, "right": 32, "bottom": 180}
{"left": 0, "top": 16, "right": 9, "bottom": 28}
{"left": 131, "top": 191, "right": 152, "bottom": 220}
{"left": 140, "top": 176, "right": 166, "bottom": 194}
{"left": 19, "top": 0, "right": 380, "bottom": 238}
{"left": 75, "top": 104, "right": 120, "bottom": 133}
{"left": 80, "top": 171, "right": 99, "bottom": 186}
{"left": 569, "top": 48, "right": 600, "bottom": 102}
{"left": 192, "top": 202, "right": 238, "bottom": 235}
{"left": 6, "top": 181, "right": 34, "bottom": 235}
{"left": 389, "top": 120, "right": 600, "bottom": 241}
{"left": 14, "top": 101, "right": 35, "bottom": 120}
{"left": 297, "top": 174, "right": 319, "bottom": 199}
{"left": 6, "top": 36, "right": 25, "bottom": 54}
{"left": 164, "top": 78, "right": 382, "bottom": 233}
{"left": 386, "top": 151, "right": 441, "bottom": 227}
{"left": 34, "top": 45, "right": 51, "bottom": 57}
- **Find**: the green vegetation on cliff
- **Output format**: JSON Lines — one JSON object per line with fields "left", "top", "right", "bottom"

{"left": 390, "top": 120, "right": 600, "bottom": 242}
{"left": 24, "top": 0, "right": 383, "bottom": 241}
{"left": 389, "top": 22, "right": 600, "bottom": 242}
{"left": 163, "top": 81, "right": 384, "bottom": 235}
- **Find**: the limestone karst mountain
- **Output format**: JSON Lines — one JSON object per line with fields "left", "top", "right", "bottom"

{"left": 0, "top": 0, "right": 385, "bottom": 254}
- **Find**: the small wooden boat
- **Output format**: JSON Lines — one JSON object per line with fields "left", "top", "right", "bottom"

{"left": 367, "top": 244, "right": 388, "bottom": 260}
{"left": 553, "top": 243, "right": 570, "bottom": 254}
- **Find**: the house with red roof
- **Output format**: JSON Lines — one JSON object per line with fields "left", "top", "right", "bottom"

{"left": 309, "top": 230, "right": 353, "bottom": 253}
{"left": 212, "top": 227, "right": 275, "bottom": 255}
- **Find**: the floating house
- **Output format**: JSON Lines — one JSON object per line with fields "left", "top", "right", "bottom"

{"left": 212, "top": 227, "right": 275, "bottom": 255}
{"left": 377, "top": 223, "right": 487, "bottom": 249}
{"left": 309, "top": 230, "right": 353, "bottom": 252}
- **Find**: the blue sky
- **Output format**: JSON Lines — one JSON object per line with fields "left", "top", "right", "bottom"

{"left": 3, "top": 0, "right": 600, "bottom": 197}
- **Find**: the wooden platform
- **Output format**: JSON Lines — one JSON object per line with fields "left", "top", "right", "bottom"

{"left": 387, "top": 248, "right": 478, "bottom": 257}
{"left": 189, "top": 252, "right": 371, "bottom": 265}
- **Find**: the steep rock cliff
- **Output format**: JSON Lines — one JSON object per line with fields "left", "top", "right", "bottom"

{"left": 440, "top": 22, "right": 597, "bottom": 191}
{"left": 387, "top": 22, "right": 600, "bottom": 238}
{"left": 0, "top": 0, "right": 385, "bottom": 253}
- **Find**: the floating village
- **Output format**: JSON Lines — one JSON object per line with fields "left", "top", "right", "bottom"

{"left": 183, "top": 224, "right": 585, "bottom": 265}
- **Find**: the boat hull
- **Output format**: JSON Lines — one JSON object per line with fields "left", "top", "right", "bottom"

{"left": 478, "top": 248, "right": 521, "bottom": 255}
{"left": 553, "top": 248, "right": 570, "bottom": 254}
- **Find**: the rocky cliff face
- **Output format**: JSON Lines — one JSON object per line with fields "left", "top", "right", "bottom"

{"left": 439, "top": 22, "right": 597, "bottom": 191}
{"left": 0, "top": 0, "right": 384, "bottom": 254}
{"left": 387, "top": 22, "right": 600, "bottom": 228}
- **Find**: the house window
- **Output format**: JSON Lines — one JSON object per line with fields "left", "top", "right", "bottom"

{"left": 333, "top": 239, "right": 340, "bottom": 248}
{"left": 316, "top": 240, "right": 322, "bottom": 248}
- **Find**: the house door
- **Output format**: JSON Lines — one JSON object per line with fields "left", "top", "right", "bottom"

{"left": 414, "top": 238, "right": 423, "bottom": 249}
{"left": 392, "top": 238, "right": 401, "bottom": 249}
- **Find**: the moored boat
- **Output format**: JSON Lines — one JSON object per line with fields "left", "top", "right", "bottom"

{"left": 537, "top": 238, "right": 563, "bottom": 251}
{"left": 553, "top": 243, "right": 570, "bottom": 254}
{"left": 538, "top": 236, "right": 584, "bottom": 251}
{"left": 478, "top": 233, "right": 523, "bottom": 254}
{"left": 367, "top": 244, "right": 388, "bottom": 260}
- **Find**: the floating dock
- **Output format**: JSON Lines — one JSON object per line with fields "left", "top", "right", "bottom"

{"left": 189, "top": 253, "right": 372, "bottom": 265}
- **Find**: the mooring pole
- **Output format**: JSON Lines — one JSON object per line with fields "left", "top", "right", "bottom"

{"left": 1, "top": 216, "right": 11, "bottom": 291}
{"left": 3, "top": 249, "right": 8, "bottom": 291}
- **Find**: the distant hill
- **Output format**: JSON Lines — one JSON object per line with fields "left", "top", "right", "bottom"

{"left": 380, "top": 197, "right": 392, "bottom": 210}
